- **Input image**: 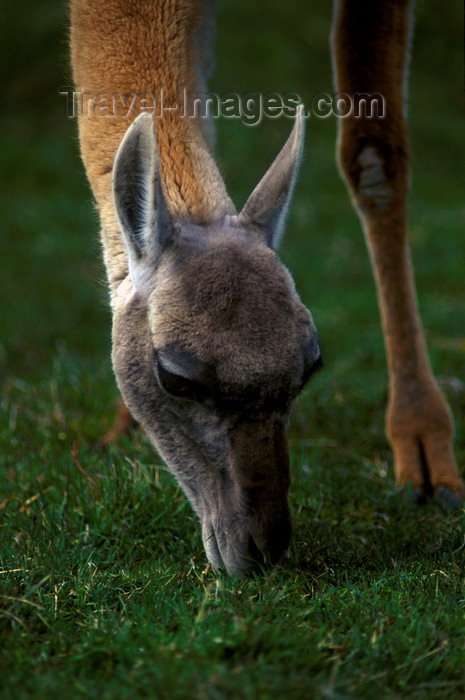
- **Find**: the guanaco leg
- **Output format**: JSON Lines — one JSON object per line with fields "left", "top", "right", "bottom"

{"left": 332, "top": 0, "right": 464, "bottom": 506}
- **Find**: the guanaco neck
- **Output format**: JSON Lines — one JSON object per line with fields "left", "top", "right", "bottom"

{"left": 71, "top": 0, "right": 228, "bottom": 225}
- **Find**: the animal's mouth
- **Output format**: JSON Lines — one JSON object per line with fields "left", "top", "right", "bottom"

{"left": 201, "top": 517, "right": 291, "bottom": 576}
{"left": 246, "top": 534, "right": 267, "bottom": 568}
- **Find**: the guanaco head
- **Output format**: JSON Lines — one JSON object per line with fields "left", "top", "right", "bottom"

{"left": 111, "top": 110, "right": 320, "bottom": 575}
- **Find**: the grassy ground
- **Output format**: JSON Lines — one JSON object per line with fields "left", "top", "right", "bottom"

{"left": 1, "top": 0, "right": 464, "bottom": 698}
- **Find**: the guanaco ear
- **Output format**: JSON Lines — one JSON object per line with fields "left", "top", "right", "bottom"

{"left": 237, "top": 105, "right": 305, "bottom": 250}
{"left": 113, "top": 113, "right": 172, "bottom": 292}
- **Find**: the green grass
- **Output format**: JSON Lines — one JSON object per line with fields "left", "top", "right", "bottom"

{"left": 1, "top": 0, "right": 464, "bottom": 698}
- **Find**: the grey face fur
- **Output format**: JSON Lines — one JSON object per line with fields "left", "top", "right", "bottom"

{"left": 112, "top": 111, "right": 320, "bottom": 575}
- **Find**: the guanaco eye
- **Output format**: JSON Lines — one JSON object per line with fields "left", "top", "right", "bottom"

{"left": 155, "top": 357, "right": 200, "bottom": 401}
{"left": 302, "top": 353, "right": 323, "bottom": 386}
{"left": 155, "top": 349, "right": 218, "bottom": 404}
{"left": 300, "top": 337, "right": 323, "bottom": 391}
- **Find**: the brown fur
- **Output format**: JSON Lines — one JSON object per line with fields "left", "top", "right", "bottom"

{"left": 71, "top": 0, "right": 234, "bottom": 286}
